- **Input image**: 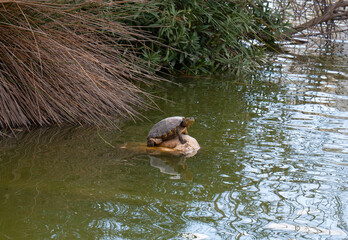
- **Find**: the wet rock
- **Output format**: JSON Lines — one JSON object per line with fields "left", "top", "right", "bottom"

{"left": 158, "top": 135, "right": 200, "bottom": 156}
{"left": 121, "top": 135, "right": 200, "bottom": 157}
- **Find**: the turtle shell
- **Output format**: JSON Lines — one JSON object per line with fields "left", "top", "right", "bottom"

{"left": 147, "top": 116, "right": 184, "bottom": 140}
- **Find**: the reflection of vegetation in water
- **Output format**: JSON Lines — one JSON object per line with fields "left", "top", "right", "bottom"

{"left": 0, "top": 126, "right": 200, "bottom": 239}
{"left": 268, "top": 38, "right": 348, "bottom": 112}
{"left": 0, "top": 126, "right": 197, "bottom": 200}
{"left": 0, "top": 127, "right": 132, "bottom": 196}
{"left": 1, "top": 68, "right": 347, "bottom": 239}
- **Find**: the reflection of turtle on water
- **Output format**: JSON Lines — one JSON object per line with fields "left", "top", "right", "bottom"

{"left": 147, "top": 116, "right": 195, "bottom": 147}
{"left": 149, "top": 155, "right": 193, "bottom": 181}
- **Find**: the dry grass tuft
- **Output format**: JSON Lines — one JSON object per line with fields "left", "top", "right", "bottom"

{"left": 0, "top": 0, "right": 161, "bottom": 133}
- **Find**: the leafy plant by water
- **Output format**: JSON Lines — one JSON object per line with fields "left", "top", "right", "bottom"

{"left": 113, "top": 0, "right": 287, "bottom": 75}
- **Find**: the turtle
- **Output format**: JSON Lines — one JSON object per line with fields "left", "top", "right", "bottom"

{"left": 147, "top": 116, "right": 195, "bottom": 147}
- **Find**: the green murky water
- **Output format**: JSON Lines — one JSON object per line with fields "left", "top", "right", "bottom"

{"left": 1, "top": 41, "right": 348, "bottom": 239}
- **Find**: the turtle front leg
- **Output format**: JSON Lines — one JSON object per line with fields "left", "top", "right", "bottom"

{"left": 178, "top": 132, "right": 187, "bottom": 144}
{"left": 147, "top": 139, "right": 155, "bottom": 147}
{"left": 182, "top": 128, "right": 188, "bottom": 135}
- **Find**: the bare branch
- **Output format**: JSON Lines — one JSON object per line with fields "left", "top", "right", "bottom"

{"left": 291, "top": 0, "right": 348, "bottom": 35}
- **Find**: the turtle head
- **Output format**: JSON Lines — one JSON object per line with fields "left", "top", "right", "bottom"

{"left": 182, "top": 117, "right": 195, "bottom": 127}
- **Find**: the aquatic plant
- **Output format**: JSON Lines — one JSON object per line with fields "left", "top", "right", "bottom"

{"left": 0, "top": 1, "right": 160, "bottom": 134}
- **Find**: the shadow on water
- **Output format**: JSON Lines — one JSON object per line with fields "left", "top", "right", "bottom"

{"left": 1, "top": 42, "right": 348, "bottom": 239}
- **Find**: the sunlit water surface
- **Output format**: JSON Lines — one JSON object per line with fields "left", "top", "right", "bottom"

{"left": 1, "top": 41, "right": 347, "bottom": 239}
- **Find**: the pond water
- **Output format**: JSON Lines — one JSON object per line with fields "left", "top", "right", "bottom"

{"left": 1, "top": 40, "right": 348, "bottom": 239}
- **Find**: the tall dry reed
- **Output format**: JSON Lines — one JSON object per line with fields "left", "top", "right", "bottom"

{"left": 0, "top": 1, "right": 160, "bottom": 133}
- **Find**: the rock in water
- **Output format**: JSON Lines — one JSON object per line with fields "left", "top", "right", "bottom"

{"left": 158, "top": 135, "right": 200, "bottom": 156}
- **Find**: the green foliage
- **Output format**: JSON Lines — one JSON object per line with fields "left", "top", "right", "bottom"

{"left": 113, "top": 0, "right": 286, "bottom": 75}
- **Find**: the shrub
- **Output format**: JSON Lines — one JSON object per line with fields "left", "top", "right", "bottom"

{"left": 114, "top": 0, "right": 286, "bottom": 75}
